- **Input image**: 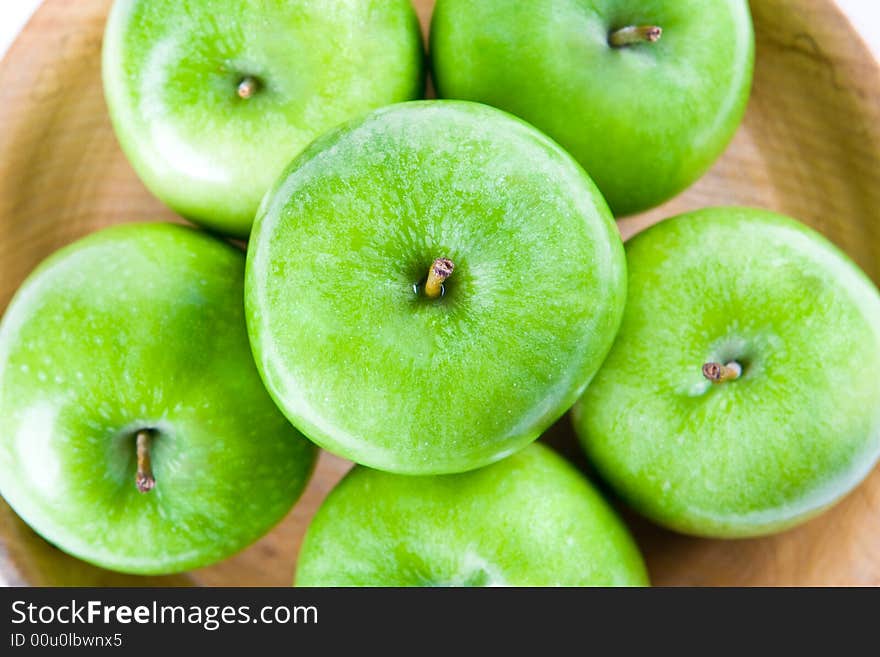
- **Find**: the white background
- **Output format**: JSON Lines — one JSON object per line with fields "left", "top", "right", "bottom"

{"left": 1, "top": 0, "right": 879, "bottom": 60}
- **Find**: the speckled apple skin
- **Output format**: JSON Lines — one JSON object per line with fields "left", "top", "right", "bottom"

{"left": 431, "top": 0, "right": 754, "bottom": 216}
{"left": 102, "top": 0, "right": 425, "bottom": 237}
{"left": 0, "top": 224, "right": 317, "bottom": 574}
{"left": 295, "top": 443, "right": 648, "bottom": 586}
{"left": 246, "top": 101, "right": 627, "bottom": 475}
{"left": 574, "top": 208, "right": 880, "bottom": 537}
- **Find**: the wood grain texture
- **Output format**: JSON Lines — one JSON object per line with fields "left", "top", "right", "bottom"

{"left": 0, "top": 0, "right": 878, "bottom": 586}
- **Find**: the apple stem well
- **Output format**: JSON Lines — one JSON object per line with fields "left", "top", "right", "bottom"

{"left": 702, "top": 361, "right": 743, "bottom": 384}
{"left": 423, "top": 258, "right": 455, "bottom": 299}
{"left": 135, "top": 430, "right": 156, "bottom": 493}
{"left": 236, "top": 76, "right": 260, "bottom": 99}
{"left": 608, "top": 25, "right": 662, "bottom": 48}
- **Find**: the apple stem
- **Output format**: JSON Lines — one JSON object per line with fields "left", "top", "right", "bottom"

{"left": 609, "top": 25, "right": 663, "bottom": 48}
{"left": 135, "top": 430, "right": 156, "bottom": 493}
{"left": 237, "top": 76, "right": 259, "bottom": 99}
{"left": 424, "top": 258, "right": 454, "bottom": 299}
{"left": 702, "top": 361, "right": 743, "bottom": 384}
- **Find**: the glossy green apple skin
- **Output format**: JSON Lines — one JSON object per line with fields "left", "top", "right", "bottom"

{"left": 246, "top": 100, "right": 627, "bottom": 475}
{"left": 102, "top": 0, "right": 424, "bottom": 237}
{"left": 296, "top": 443, "right": 648, "bottom": 586}
{"left": 0, "top": 223, "right": 317, "bottom": 574}
{"left": 573, "top": 208, "right": 880, "bottom": 537}
{"left": 430, "top": 0, "right": 754, "bottom": 216}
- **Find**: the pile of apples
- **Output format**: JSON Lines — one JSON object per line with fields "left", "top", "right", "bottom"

{"left": 1, "top": 0, "right": 879, "bottom": 586}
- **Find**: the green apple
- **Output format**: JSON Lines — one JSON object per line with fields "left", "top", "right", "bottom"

{"left": 0, "top": 223, "right": 317, "bottom": 574}
{"left": 573, "top": 207, "right": 880, "bottom": 537}
{"left": 246, "top": 100, "right": 626, "bottom": 475}
{"left": 102, "top": 0, "right": 425, "bottom": 237}
{"left": 296, "top": 443, "right": 648, "bottom": 586}
{"left": 430, "top": 0, "right": 754, "bottom": 216}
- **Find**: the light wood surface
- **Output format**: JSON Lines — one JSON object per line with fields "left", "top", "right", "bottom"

{"left": 1, "top": 0, "right": 879, "bottom": 586}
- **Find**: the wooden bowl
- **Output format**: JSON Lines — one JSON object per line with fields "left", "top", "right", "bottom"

{"left": 1, "top": 0, "right": 879, "bottom": 586}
